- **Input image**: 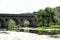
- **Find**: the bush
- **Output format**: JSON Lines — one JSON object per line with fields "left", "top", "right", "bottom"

{"left": 24, "top": 20, "right": 30, "bottom": 27}
{"left": 8, "top": 25, "right": 21, "bottom": 31}
{"left": 37, "top": 30, "right": 60, "bottom": 35}
{"left": 38, "top": 30, "right": 49, "bottom": 35}
{"left": 8, "top": 19, "right": 21, "bottom": 31}
{"left": 12, "top": 25, "right": 21, "bottom": 31}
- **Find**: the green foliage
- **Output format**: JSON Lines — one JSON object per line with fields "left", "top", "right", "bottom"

{"left": 24, "top": 20, "right": 30, "bottom": 27}
{"left": 36, "top": 26, "right": 47, "bottom": 29}
{"left": 56, "top": 18, "right": 60, "bottom": 25}
{"left": 49, "top": 25, "right": 60, "bottom": 29}
{"left": 38, "top": 30, "right": 60, "bottom": 35}
{"left": 8, "top": 19, "right": 15, "bottom": 30}
{"left": 37, "top": 25, "right": 60, "bottom": 29}
{"left": 8, "top": 19, "right": 20, "bottom": 31}
{"left": 38, "top": 30, "right": 49, "bottom": 35}
{"left": 35, "top": 7, "right": 58, "bottom": 27}
{"left": 45, "top": 7, "right": 58, "bottom": 25}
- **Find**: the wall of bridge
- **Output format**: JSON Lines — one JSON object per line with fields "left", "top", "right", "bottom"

{"left": 0, "top": 16, "right": 37, "bottom": 29}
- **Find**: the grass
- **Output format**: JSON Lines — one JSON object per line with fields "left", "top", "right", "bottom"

{"left": 37, "top": 25, "right": 60, "bottom": 29}
{"left": 49, "top": 25, "right": 60, "bottom": 29}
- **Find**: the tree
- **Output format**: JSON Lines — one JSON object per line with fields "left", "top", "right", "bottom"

{"left": 24, "top": 20, "right": 30, "bottom": 27}
{"left": 45, "top": 7, "right": 58, "bottom": 26}
{"left": 8, "top": 19, "right": 20, "bottom": 31}
{"left": 36, "top": 7, "right": 58, "bottom": 27}
{"left": 8, "top": 19, "right": 16, "bottom": 30}
{"left": 36, "top": 9, "right": 46, "bottom": 26}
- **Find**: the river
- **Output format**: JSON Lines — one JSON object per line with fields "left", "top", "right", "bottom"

{"left": 0, "top": 31, "right": 60, "bottom": 40}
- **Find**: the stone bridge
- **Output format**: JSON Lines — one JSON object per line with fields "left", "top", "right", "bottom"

{"left": 0, "top": 14, "right": 37, "bottom": 30}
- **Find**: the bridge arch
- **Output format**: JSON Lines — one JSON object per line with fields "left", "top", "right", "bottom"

{"left": 8, "top": 18, "right": 20, "bottom": 26}
{"left": 23, "top": 19, "right": 36, "bottom": 27}
{"left": 24, "top": 19, "right": 30, "bottom": 27}
{"left": 0, "top": 14, "right": 37, "bottom": 30}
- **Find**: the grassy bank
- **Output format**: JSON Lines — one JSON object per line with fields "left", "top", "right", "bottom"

{"left": 37, "top": 25, "right": 60, "bottom": 29}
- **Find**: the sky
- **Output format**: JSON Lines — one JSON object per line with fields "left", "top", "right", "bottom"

{"left": 0, "top": 0, "right": 60, "bottom": 14}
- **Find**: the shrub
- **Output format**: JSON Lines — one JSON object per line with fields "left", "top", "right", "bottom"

{"left": 24, "top": 20, "right": 30, "bottom": 27}
{"left": 8, "top": 19, "right": 21, "bottom": 31}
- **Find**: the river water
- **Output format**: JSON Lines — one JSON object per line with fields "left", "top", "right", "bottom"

{"left": 0, "top": 31, "right": 60, "bottom": 40}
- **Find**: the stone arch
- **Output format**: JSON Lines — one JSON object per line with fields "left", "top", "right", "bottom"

{"left": 0, "top": 19, "right": 5, "bottom": 29}
{"left": 24, "top": 19, "right": 30, "bottom": 27}
{"left": 8, "top": 18, "right": 20, "bottom": 26}
{"left": 24, "top": 19, "right": 35, "bottom": 27}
